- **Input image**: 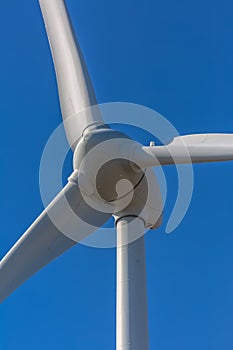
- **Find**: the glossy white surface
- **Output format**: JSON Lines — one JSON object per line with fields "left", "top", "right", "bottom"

{"left": 116, "top": 217, "right": 149, "bottom": 350}
{"left": 39, "top": 0, "right": 104, "bottom": 147}
{"left": 133, "top": 133, "right": 233, "bottom": 166}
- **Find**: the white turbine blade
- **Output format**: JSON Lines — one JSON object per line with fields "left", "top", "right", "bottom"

{"left": 0, "top": 178, "right": 110, "bottom": 303}
{"left": 39, "top": 0, "right": 104, "bottom": 148}
{"left": 132, "top": 134, "right": 233, "bottom": 167}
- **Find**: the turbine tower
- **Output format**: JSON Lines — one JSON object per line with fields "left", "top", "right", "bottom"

{"left": 1, "top": 1, "right": 233, "bottom": 349}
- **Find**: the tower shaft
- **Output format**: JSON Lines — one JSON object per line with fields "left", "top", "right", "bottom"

{"left": 116, "top": 217, "right": 149, "bottom": 350}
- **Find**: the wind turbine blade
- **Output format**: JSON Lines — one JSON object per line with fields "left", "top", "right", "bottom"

{"left": 0, "top": 177, "right": 110, "bottom": 303}
{"left": 132, "top": 134, "right": 233, "bottom": 167}
{"left": 39, "top": 0, "right": 104, "bottom": 148}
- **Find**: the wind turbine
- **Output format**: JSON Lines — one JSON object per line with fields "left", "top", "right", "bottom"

{"left": 1, "top": 1, "right": 233, "bottom": 350}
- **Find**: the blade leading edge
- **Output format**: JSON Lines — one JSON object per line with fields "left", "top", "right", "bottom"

{"left": 133, "top": 134, "right": 233, "bottom": 167}
{"left": 0, "top": 175, "right": 110, "bottom": 303}
{"left": 39, "top": 0, "right": 104, "bottom": 148}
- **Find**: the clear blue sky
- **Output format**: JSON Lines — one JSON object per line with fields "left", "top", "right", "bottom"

{"left": 1, "top": 0, "right": 233, "bottom": 349}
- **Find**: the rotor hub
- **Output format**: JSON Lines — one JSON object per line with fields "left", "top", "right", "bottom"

{"left": 73, "top": 126, "right": 144, "bottom": 201}
{"left": 72, "top": 126, "right": 163, "bottom": 229}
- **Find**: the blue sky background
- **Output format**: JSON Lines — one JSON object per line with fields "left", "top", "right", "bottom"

{"left": 1, "top": 0, "right": 233, "bottom": 349}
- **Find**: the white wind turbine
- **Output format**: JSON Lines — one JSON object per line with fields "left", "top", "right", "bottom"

{"left": 1, "top": 1, "right": 233, "bottom": 349}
